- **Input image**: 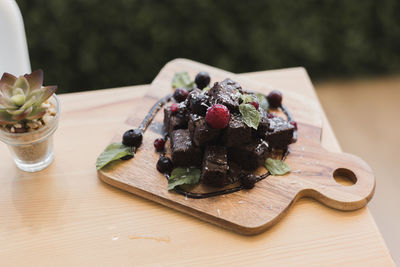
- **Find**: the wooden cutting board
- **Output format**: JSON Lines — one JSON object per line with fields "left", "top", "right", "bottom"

{"left": 98, "top": 59, "right": 375, "bottom": 235}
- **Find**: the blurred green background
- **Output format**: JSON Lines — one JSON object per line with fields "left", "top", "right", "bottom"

{"left": 17, "top": 0, "right": 400, "bottom": 93}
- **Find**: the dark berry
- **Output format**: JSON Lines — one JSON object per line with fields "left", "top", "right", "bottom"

{"left": 121, "top": 154, "right": 133, "bottom": 160}
{"left": 194, "top": 71, "right": 211, "bottom": 89}
{"left": 173, "top": 88, "right": 189, "bottom": 102}
{"left": 153, "top": 138, "right": 165, "bottom": 151}
{"left": 267, "top": 90, "right": 283, "bottom": 108}
{"left": 290, "top": 121, "right": 298, "bottom": 130}
{"left": 205, "top": 104, "right": 230, "bottom": 129}
{"left": 156, "top": 155, "right": 173, "bottom": 174}
{"left": 170, "top": 103, "right": 179, "bottom": 114}
{"left": 122, "top": 129, "right": 143, "bottom": 147}
{"left": 267, "top": 113, "right": 276, "bottom": 119}
{"left": 240, "top": 174, "right": 256, "bottom": 189}
{"left": 250, "top": 100, "right": 259, "bottom": 110}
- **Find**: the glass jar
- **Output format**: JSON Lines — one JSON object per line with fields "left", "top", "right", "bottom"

{"left": 0, "top": 95, "right": 60, "bottom": 172}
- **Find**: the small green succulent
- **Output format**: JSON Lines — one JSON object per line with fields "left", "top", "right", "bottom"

{"left": 0, "top": 70, "right": 57, "bottom": 125}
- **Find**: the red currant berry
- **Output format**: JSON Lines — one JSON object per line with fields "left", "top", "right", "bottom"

{"left": 290, "top": 121, "right": 298, "bottom": 130}
{"left": 250, "top": 100, "right": 259, "bottom": 110}
{"left": 267, "top": 113, "right": 276, "bottom": 119}
{"left": 153, "top": 138, "right": 165, "bottom": 151}
{"left": 205, "top": 104, "right": 230, "bottom": 129}
{"left": 170, "top": 103, "right": 179, "bottom": 114}
{"left": 267, "top": 90, "right": 283, "bottom": 108}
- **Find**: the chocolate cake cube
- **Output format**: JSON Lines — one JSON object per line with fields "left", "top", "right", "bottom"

{"left": 163, "top": 107, "right": 188, "bottom": 135}
{"left": 208, "top": 78, "right": 242, "bottom": 112}
{"left": 188, "top": 114, "right": 221, "bottom": 146}
{"left": 171, "top": 129, "right": 202, "bottom": 167}
{"left": 222, "top": 114, "right": 252, "bottom": 147}
{"left": 201, "top": 146, "right": 229, "bottom": 187}
{"left": 255, "top": 110, "right": 270, "bottom": 138}
{"left": 227, "top": 161, "right": 244, "bottom": 184}
{"left": 188, "top": 89, "right": 210, "bottom": 116}
{"left": 219, "top": 78, "right": 243, "bottom": 94}
{"left": 265, "top": 117, "right": 294, "bottom": 149}
{"left": 229, "top": 139, "right": 269, "bottom": 170}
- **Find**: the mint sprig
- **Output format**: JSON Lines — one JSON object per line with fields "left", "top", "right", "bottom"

{"left": 240, "top": 94, "right": 254, "bottom": 104}
{"left": 172, "top": 72, "right": 195, "bottom": 90}
{"left": 96, "top": 142, "right": 134, "bottom": 170}
{"left": 265, "top": 158, "right": 291, "bottom": 175}
{"left": 239, "top": 103, "right": 260, "bottom": 130}
{"left": 256, "top": 93, "right": 269, "bottom": 111}
{"left": 168, "top": 167, "right": 201, "bottom": 190}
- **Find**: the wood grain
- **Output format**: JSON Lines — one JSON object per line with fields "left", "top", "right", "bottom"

{"left": 98, "top": 59, "right": 375, "bottom": 235}
{"left": 0, "top": 67, "right": 393, "bottom": 266}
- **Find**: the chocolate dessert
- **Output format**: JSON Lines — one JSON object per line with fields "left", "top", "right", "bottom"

{"left": 112, "top": 71, "right": 297, "bottom": 199}
{"left": 201, "top": 146, "right": 229, "bottom": 187}
{"left": 188, "top": 114, "right": 221, "bottom": 146}
{"left": 265, "top": 116, "right": 295, "bottom": 149}
{"left": 170, "top": 129, "right": 202, "bottom": 167}
{"left": 163, "top": 76, "right": 295, "bottom": 189}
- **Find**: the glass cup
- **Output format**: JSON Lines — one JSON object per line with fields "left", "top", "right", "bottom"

{"left": 0, "top": 95, "right": 60, "bottom": 172}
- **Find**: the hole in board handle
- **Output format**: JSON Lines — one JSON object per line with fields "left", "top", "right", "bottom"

{"left": 333, "top": 168, "right": 357, "bottom": 186}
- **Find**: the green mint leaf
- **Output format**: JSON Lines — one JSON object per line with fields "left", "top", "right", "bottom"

{"left": 239, "top": 103, "right": 260, "bottom": 130}
{"left": 202, "top": 86, "right": 211, "bottom": 92}
{"left": 96, "top": 142, "right": 134, "bottom": 170}
{"left": 172, "top": 72, "right": 195, "bottom": 90}
{"left": 240, "top": 94, "right": 254, "bottom": 104}
{"left": 265, "top": 158, "right": 291, "bottom": 175}
{"left": 168, "top": 167, "right": 201, "bottom": 190}
{"left": 256, "top": 93, "right": 269, "bottom": 111}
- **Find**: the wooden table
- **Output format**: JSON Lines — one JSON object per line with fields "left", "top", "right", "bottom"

{"left": 0, "top": 69, "right": 394, "bottom": 266}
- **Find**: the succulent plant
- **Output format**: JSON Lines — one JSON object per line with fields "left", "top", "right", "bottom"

{"left": 0, "top": 70, "right": 57, "bottom": 125}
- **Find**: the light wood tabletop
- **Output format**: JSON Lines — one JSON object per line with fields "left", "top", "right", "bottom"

{"left": 0, "top": 69, "right": 394, "bottom": 266}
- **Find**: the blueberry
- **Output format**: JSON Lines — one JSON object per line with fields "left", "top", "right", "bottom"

{"left": 267, "top": 90, "right": 282, "bottom": 108}
{"left": 122, "top": 129, "right": 143, "bottom": 147}
{"left": 156, "top": 155, "right": 173, "bottom": 174}
{"left": 195, "top": 71, "right": 211, "bottom": 89}
{"left": 173, "top": 88, "right": 189, "bottom": 103}
{"left": 240, "top": 174, "right": 256, "bottom": 189}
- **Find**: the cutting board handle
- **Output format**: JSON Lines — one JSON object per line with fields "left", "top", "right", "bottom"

{"left": 299, "top": 149, "right": 375, "bottom": 211}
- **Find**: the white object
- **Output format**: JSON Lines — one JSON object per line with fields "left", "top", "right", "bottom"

{"left": 0, "top": 0, "right": 31, "bottom": 76}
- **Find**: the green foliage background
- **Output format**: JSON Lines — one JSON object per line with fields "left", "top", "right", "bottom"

{"left": 17, "top": 0, "right": 400, "bottom": 93}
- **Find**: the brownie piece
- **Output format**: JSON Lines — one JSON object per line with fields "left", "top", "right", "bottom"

{"left": 163, "top": 105, "right": 189, "bottom": 135}
{"left": 228, "top": 139, "right": 269, "bottom": 170}
{"left": 208, "top": 78, "right": 242, "bottom": 112}
{"left": 188, "top": 114, "right": 221, "bottom": 146}
{"left": 188, "top": 89, "right": 210, "bottom": 116}
{"left": 201, "top": 146, "right": 229, "bottom": 187}
{"left": 222, "top": 114, "right": 252, "bottom": 147}
{"left": 219, "top": 78, "right": 243, "bottom": 94}
{"left": 265, "top": 117, "right": 294, "bottom": 149}
{"left": 227, "top": 161, "right": 244, "bottom": 184}
{"left": 171, "top": 129, "right": 202, "bottom": 167}
{"left": 254, "top": 110, "right": 270, "bottom": 138}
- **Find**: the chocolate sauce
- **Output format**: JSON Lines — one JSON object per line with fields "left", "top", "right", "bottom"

{"left": 137, "top": 92, "right": 297, "bottom": 199}
{"left": 139, "top": 94, "right": 173, "bottom": 132}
